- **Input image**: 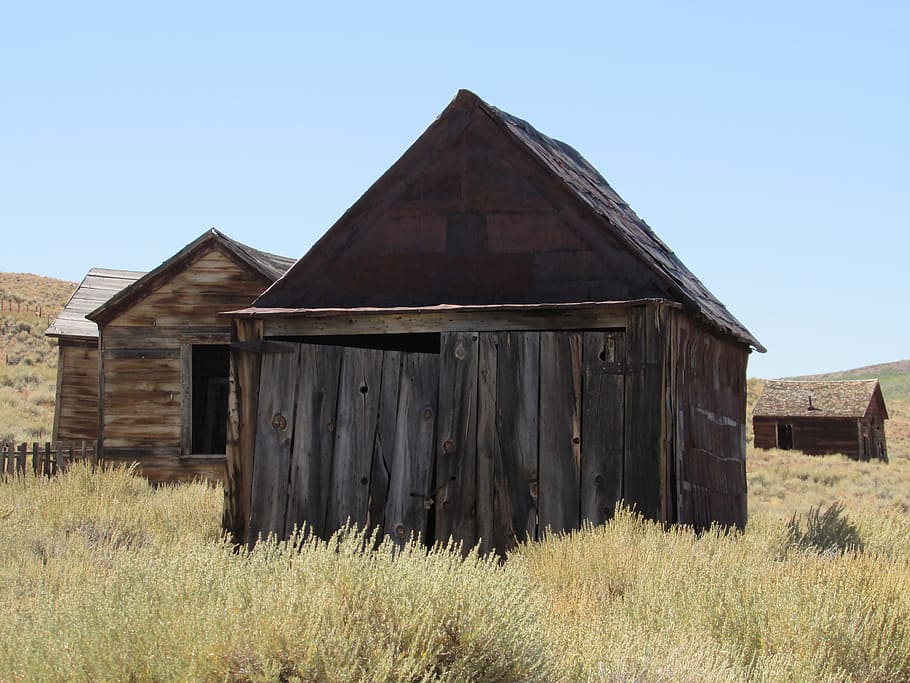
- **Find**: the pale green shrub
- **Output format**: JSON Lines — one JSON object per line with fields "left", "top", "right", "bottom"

{"left": 786, "top": 502, "right": 864, "bottom": 555}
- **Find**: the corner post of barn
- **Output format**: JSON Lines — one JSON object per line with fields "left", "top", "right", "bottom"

{"left": 223, "top": 316, "right": 264, "bottom": 545}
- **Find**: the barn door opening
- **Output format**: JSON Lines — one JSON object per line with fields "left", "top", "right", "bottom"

{"left": 191, "top": 344, "right": 229, "bottom": 454}
{"left": 777, "top": 423, "right": 793, "bottom": 451}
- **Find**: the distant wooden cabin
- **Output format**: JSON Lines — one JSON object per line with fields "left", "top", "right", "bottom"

{"left": 753, "top": 380, "right": 888, "bottom": 461}
{"left": 85, "top": 229, "right": 294, "bottom": 483}
{"left": 45, "top": 268, "right": 145, "bottom": 443}
{"left": 222, "top": 89, "right": 764, "bottom": 553}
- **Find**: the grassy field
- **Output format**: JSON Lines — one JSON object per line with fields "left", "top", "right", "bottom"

{"left": 1, "top": 462, "right": 908, "bottom": 682}
{"left": 2, "top": 271, "right": 909, "bottom": 681}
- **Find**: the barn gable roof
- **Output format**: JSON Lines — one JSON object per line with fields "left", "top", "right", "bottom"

{"left": 253, "top": 89, "right": 763, "bottom": 351}
{"left": 753, "top": 380, "right": 888, "bottom": 419}
{"left": 45, "top": 268, "right": 146, "bottom": 341}
{"left": 87, "top": 229, "right": 295, "bottom": 326}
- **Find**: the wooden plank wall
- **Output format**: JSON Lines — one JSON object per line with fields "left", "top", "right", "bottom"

{"left": 248, "top": 342, "right": 438, "bottom": 546}
{"left": 99, "top": 247, "right": 273, "bottom": 482}
{"left": 668, "top": 311, "right": 748, "bottom": 529}
{"left": 245, "top": 324, "right": 658, "bottom": 556}
{"left": 53, "top": 340, "right": 99, "bottom": 442}
{"left": 753, "top": 415, "right": 862, "bottom": 458}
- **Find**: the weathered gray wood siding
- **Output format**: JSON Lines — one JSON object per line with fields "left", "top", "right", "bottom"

{"left": 52, "top": 340, "right": 100, "bottom": 442}
{"left": 241, "top": 319, "right": 672, "bottom": 555}
{"left": 99, "top": 246, "right": 274, "bottom": 483}
{"left": 668, "top": 311, "right": 748, "bottom": 529}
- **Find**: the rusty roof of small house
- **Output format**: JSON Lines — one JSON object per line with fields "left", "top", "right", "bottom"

{"left": 45, "top": 268, "right": 146, "bottom": 341}
{"left": 87, "top": 228, "right": 295, "bottom": 325}
{"left": 752, "top": 380, "right": 887, "bottom": 419}
{"left": 252, "top": 90, "right": 763, "bottom": 352}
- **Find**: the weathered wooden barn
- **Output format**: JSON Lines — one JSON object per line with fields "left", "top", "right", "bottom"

{"left": 222, "top": 90, "right": 764, "bottom": 552}
{"left": 753, "top": 380, "right": 888, "bottom": 460}
{"left": 45, "top": 268, "right": 145, "bottom": 443}
{"left": 85, "top": 229, "right": 294, "bottom": 482}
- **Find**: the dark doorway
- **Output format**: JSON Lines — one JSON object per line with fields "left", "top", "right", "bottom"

{"left": 777, "top": 423, "right": 793, "bottom": 450}
{"left": 192, "top": 345, "right": 229, "bottom": 454}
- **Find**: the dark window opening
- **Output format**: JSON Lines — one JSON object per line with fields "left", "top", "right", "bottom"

{"left": 192, "top": 345, "right": 229, "bottom": 454}
{"left": 777, "top": 424, "right": 793, "bottom": 450}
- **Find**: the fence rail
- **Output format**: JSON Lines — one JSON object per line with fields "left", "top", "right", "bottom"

{"left": 0, "top": 440, "right": 98, "bottom": 479}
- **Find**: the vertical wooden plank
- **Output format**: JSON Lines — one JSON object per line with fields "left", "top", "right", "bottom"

{"left": 499, "top": 331, "right": 540, "bottom": 547}
{"left": 624, "top": 304, "right": 664, "bottom": 520}
{"left": 476, "top": 333, "right": 499, "bottom": 557}
{"left": 477, "top": 332, "right": 540, "bottom": 556}
{"left": 580, "top": 330, "right": 626, "bottom": 526}
{"left": 285, "top": 343, "right": 343, "bottom": 540}
{"left": 384, "top": 352, "right": 439, "bottom": 547}
{"left": 17, "top": 442, "right": 27, "bottom": 475}
{"left": 367, "top": 351, "right": 402, "bottom": 540}
{"left": 51, "top": 346, "right": 65, "bottom": 443}
{"left": 326, "top": 347, "right": 383, "bottom": 534}
{"left": 224, "top": 318, "right": 263, "bottom": 545}
{"left": 97, "top": 333, "right": 105, "bottom": 461}
{"left": 247, "top": 342, "right": 300, "bottom": 543}
{"left": 180, "top": 343, "right": 193, "bottom": 456}
{"left": 539, "top": 332, "right": 582, "bottom": 536}
{"left": 435, "top": 331, "right": 479, "bottom": 553}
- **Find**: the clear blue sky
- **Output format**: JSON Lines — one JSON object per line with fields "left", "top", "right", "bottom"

{"left": 2, "top": 2, "right": 907, "bottom": 379}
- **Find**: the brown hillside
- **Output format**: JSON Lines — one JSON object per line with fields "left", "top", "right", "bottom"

{"left": 0, "top": 273, "right": 77, "bottom": 441}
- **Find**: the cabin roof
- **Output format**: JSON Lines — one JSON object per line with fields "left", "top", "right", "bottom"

{"left": 254, "top": 89, "right": 763, "bottom": 352}
{"left": 45, "top": 267, "right": 146, "bottom": 341}
{"left": 753, "top": 379, "right": 888, "bottom": 419}
{"left": 87, "top": 228, "right": 295, "bottom": 325}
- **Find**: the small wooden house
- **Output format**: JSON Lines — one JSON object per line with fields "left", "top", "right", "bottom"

{"left": 222, "top": 90, "right": 764, "bottom": 552}
{"left": 753, "top": 380, "right": 888, "bottom": 460}
{"left": 46, "top": 268, "right": 146, "bottom": 443}
{"left": 85, "top": 229, "right": 294, "bottom": 482}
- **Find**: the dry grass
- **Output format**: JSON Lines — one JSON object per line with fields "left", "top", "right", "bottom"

{"left": 0, "top": 272, "right": 75, "bottom": 441}
{"left": 1, "top": 463, "right": 909, "bottom": 682}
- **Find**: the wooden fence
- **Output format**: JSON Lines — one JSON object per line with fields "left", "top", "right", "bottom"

{"left": 0, "top": 440, "right": 98, "bottom": 479}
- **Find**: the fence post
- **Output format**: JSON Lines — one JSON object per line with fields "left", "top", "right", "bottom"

{"left": 18, "top": 442, "right": 27, "bottom": 475}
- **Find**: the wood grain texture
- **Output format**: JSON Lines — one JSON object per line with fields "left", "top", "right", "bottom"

{"left": 623, "top": 305, "right": 664, "bottom": 520}
{"left": 367, "top": 350, "right": 402, "bottom": 539}
{"left": 53, "top": 342, "right": 100, "bottom": 442}
{"left": 435, "top": 331, "right": 479, "bottom": 552}
{"left": 326, "top": 347, "right": 384, "bottom": 532}
{"left": 224, "top": 319, "right": 262, "bottom": 544}
{"left": 580, "top": 331, "right": 626, "bottom": 525}
{"left": 285, "top": 343, "right": 342, "bottom": 539}
{"left": 383, "top": 352, "right": 439, "bottom": 547}
{"left": 538, "top": 331, "right": 582, "bottom": 536}
{"left": 248, "top": 342, "right": 300, "bottom": 543}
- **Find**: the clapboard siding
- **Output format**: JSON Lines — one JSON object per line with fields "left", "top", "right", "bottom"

{"left": 53, "top": 340, "right": 100, "bottom": 442}
{"left": 753, "top": 416, "right": 860, "bottom": 456}
{"left": 98, "top": 245, "right": 279, "bottom": 481}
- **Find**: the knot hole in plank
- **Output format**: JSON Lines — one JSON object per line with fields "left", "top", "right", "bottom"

{"left": 454, "top": 343, "right": 465, "bottom": 360}
{"left": 271, "top": 413, "right": 287, "bottom": 431}
{"left": 359, "top": 384, "right": 368, "bottom": 395}
{"left": 443, "top": 439, "right": 456, "bottom": 454}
